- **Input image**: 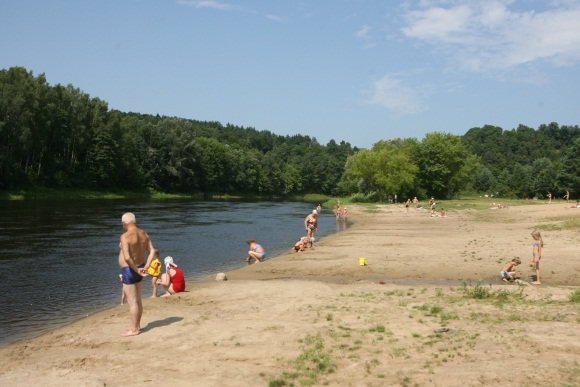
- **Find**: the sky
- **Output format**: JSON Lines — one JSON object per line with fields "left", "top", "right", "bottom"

{"left": 2, "top": 0, "right": 580, "bottom": 148}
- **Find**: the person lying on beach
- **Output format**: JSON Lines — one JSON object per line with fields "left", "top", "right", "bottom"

{"left": 500, "top": 257, "right": 521, "bottom": 283}
{"left": 157, "top": 256, "right": 185, "bottom": 297}
{"left": 294, "top": 236, "right": 310, "bottom": 252}
{"left": 245, "top": 240, "right": 265, "bottom": 264}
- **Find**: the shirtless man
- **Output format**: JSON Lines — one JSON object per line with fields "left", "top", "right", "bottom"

{"left": 118, "top": 212, "right": 156, "bottom": 337}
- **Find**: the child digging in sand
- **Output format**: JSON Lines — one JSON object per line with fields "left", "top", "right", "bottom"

{"left": 500, "top": 257, "right": 521, "bottom": 283}
{"left": 294, "top": 236, "right": 310, "bottom": 252}
{"left": 530, "top": 230, "right": 544, "bottom": 285}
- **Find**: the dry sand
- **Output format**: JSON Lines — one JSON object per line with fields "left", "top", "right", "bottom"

{"left": 1, "top": 202, "right": 579, "bottom": 386}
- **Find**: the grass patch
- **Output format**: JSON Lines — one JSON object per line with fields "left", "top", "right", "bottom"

{"left": 269, "top": 334, "right": 335, "bottom": 387}
{"left": 369, "top": 324, "right": 386, "bottom": 333}
{"left": 569, "top": 289, "right": 580, "bottom": 303}
{"left": 462, "top": 282, "right": 492, "bottom": 299}
{"left": 535, "top": 214, "right": 580, "bottom": 231}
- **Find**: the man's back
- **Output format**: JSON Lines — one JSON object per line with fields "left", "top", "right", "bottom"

{"left": 120, "top": 225, "right": 151, "bottom": 266}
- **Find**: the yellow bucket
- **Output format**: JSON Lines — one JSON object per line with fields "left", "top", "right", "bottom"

{"left": 359, "top": 257, "right": 366, "bottom": 266}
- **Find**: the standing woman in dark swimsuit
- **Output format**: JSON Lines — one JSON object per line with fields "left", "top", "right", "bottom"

{"left": 304, "top": 210, "right": 318, "bottom": 245}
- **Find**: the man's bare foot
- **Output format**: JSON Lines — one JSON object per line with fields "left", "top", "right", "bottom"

{"left": 531, "top": 281, "right": 541, "bottom": 285}
{"left": 121, "top": 329, "right": 140, "bottom": 337}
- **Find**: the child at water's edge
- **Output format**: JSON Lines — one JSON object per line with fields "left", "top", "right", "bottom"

{"left": 147, "top": 249, "right": 162, "bottom": 297}
{"left": 500, "top": 257, "right": 521, "bottom": 283}
{"left": 530, "top": 230, "right": 544, "bottom": 285}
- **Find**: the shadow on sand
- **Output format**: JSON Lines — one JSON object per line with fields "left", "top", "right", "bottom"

{"left": 141, "top": 316, "right": 183, "bottom": 333}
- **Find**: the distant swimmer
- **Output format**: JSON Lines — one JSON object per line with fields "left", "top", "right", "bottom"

{"left": 118, "top": 212, "right": 156, "bottom": 337}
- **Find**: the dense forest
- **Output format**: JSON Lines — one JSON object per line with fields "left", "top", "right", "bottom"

{"left": 463, "top": 124, "right": 579, "bottom": 199}
{"left": 1, "top": 67, "right": 579, "bottom": 200}
{"left": 0, "top": 67, "right": 354, "bottom": 196}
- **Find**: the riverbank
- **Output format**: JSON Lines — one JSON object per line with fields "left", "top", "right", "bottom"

{"left": 1, "top": 203, "right": 579, "bottom": 386}
{"left": 0, "top": 187, "right": 332, "bottom": 203}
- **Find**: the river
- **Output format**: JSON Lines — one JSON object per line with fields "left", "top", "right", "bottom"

{"left": 0, "top": 199, "right": 337, "bottom": 346}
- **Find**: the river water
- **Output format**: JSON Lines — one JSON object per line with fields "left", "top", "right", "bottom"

{"left": 0, "top": 200, "right": 336, "bottom": 346}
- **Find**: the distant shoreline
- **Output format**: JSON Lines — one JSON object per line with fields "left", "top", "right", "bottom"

{"left": 0, "top": 188, "right": 332, "bottom": 204}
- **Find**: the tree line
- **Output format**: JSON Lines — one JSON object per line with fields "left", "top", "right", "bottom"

{"left": 463, "top": 124, "right": 580, "bottom": 199}
{"left": 0, "top": 67, "right": 354, "bottom": 196}
{"left": 1, "top": 66, "right": 578, "bottom": 200}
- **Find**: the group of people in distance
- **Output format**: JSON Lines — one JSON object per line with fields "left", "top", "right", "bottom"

{"left": 500, "top": 230, "right": 544, "bottom": 286}
{"left": 547, "top": 190, "right": 571, "bottom": 204}
{"left": 334, "top": 201, "right": 348, "bottom": 221}
{"left": 117, "top": 212, "right": 186, "bottom": 337}
{"left": 401, "top": 196, "right": 446, "bottom": 217}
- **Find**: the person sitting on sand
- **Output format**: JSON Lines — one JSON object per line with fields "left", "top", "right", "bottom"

{"left": 245, "top": 240, "right": 265, "bottom": 264}
{"left": 157, "top": 256, "right": 185, "bottom": 296}
{"left": 440, "top": 208, "right": 447, "bottom": 217}
{"left": 294, "top": 236, "right": 310, "bottom": 252}
{"left": 147, "top": 249, "right": 162, "bottom": 297}
{"left": 530, "top": 230, "right": 543, "bottom": 285}
{"left": 500, "top": 257, "right": 521, "bottom": 283}
{"left": 429, "top": 197, "right": 436, "bottom": 216}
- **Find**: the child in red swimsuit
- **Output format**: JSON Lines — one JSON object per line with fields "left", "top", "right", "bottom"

{"left": 157, "top": 256, "right": 186, "bottom": 296}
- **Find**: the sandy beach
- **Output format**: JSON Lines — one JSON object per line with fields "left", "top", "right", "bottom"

{"left": 1, "top": 202, "right": 579, "bottom": 386}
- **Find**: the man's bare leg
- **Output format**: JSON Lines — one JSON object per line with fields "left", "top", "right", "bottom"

{"left": 122, "top": 282, "right": 142, "bottom": 336}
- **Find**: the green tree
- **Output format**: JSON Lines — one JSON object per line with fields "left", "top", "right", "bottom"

{"left": 558, "top": 137, "right": 580, "bottom": 196}
{"left": 416, "top": 133, "right": 478, "bottom": 199}
{"left": 472, "top": 165, "right": 496, "bottom": 193}
{"left": 340, "top": 139, "right": 418, "bottom": 200}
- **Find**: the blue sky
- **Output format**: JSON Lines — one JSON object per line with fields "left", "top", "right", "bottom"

{"left": 2, "top": 0, "right": 580, "bottom": 148}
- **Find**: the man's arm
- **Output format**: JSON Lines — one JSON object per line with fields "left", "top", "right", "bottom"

{"left": 143, "top": 236, "right": 156, "bottom": 271}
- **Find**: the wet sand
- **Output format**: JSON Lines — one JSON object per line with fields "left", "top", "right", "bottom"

{"left": 1, "top": 203, "right": 579, "bottom": 386}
